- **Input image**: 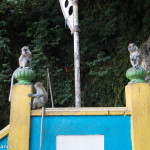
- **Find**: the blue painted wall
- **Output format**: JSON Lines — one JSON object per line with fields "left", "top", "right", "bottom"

{"left": 0, "top": 136, "right": 8, "bottom": 150}
{"left": 30, "top": 115, "right": 132, "bottom": 150}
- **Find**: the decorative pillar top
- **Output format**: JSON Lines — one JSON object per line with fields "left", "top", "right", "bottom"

{"left": 126, "top": 67, "right": 147, "bottom": 84}
{"left": 14, "top": 68, "right": 35, "bottom": 85}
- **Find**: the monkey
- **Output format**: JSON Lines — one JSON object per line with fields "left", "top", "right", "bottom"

{"left": 128, "top": 43, "right": 141, "bottom": 69}
{"left": 128, "top": 43, "right": 147, "bottom": 70}
{"left": 19, "top": 46, "right": 32, "bottom": 69}
{"left": 9, "top": 46, "right": 32, "bottom": 102}
{"left": 28, "top": 82, "right": 48, "bottom": 109}
{"left": 28, "top": 82, "right": 48, "bottom": 150}
{"left": 139, "top": 37, "right": 150, "bottom": 82}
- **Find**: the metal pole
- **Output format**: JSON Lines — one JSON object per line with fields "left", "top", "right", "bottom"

{"left": 73, "top": 0, "right": 81, "bottom": 107}
{"left": 47, "top": 68, "right": 54, "bottom": 108}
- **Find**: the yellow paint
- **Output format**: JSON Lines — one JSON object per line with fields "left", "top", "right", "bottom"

{"left": 0, "top": 125, "right": 9, "bottom": 140}
{"left": 8, "top": 85, "right": 33, "bottom": 150}
{"left": 125, "top": 83, "right": 150, "bottom": 150}
{"left": 125, "top": 85, "right": 132, "bottom": 108}
{"left": 31, "top": 107, "right": 131, "bottom": 116}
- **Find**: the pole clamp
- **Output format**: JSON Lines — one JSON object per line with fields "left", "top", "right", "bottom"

{"left": 73, "top": 0, "right": 78, "bottom": 5}
{"left": 73, "top": 25, "right": 80, "bottom": 32}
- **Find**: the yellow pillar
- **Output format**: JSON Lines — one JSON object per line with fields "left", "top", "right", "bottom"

{"left": 125, "top": 83, "right": 150, "bottom": 150}
{"left": 8, "top": 85, "right": 33, "bottom": 150}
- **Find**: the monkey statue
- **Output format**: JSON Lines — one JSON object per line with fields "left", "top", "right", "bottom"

{"left": 28, "top": 82, "right": 48, "bottom": 150}
{"left": 9, "top": 46, "right": 32, "bottom": 102}
{"left": 19, "top": 46, "right": 32, "bottom": 69}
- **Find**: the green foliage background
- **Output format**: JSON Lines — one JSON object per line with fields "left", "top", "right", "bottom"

{"left": 0, "top": 0, "right": 149, "bottom": 129}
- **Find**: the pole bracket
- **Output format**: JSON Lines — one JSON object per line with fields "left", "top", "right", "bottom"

{"left": 73, "top": 25, "right": 80, "bottom": 32}
{"left": 73, "top": 0, "right": 78, "bottom": 5}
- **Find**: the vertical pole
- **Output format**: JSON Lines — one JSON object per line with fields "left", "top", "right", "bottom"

{"left": 47, "top": 68, "right": 54, "bottom": 108}
{"left": 73, "top": 0, "right": 81, "bottom": 107}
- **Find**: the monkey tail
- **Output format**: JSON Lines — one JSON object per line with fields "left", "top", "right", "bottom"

{"left": 40, "top": 106, "right": 45, "bottom": 150}
{"left": 9, "top": 68, "right": 20, "bottom": 102}
{"left": 9, "top": 73, "right": 14, "bottom": 102}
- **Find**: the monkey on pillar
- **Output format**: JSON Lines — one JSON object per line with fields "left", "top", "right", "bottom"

{"left": 28, "top": 82, "right": 48, "bottom": 150}
{"left": 28, "top": 82, "right": 48, "bottom": 109}
{"left": 9, "top": 46, "right": 32, "bottom": 102}
{"left": 128, "top": 43, "right": 147, "bottom": 70}
{"left": 19, "top": 46, "right": 32, "bottom": 69}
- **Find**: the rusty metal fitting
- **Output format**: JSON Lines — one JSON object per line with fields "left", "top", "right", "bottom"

{"left": 73, "top": 25, "right": 80, "bottom": 32}
{"left": 73, "top": 0, "right": 78, "bottom": 5}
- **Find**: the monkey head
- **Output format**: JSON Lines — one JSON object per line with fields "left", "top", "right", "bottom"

{"left": 21, "top": 46, "right": 30, "bottom": 54}
{"left": 34, "top": 82, "right": 43, "bottom": 88}
{"left": 128, "top": 43, "right": 138, "bottom": 53}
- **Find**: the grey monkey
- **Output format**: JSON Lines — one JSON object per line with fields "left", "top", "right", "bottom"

{"left": 128, "top": 43, "right": 141, "bottom": 69}
{"left": 128, "top": 43, "right": 147, "bottom": 70}
{"left": 9, "top": 46, "right": 32, "bottom": 102}
{"left": 28, "top": 82, "right": 48, "bottom": 150}
{"left": 19, "top": 46, "right": 32, "bottom": 69}
{"left": 28, "top": 82, "right": 48, "bottom": 109}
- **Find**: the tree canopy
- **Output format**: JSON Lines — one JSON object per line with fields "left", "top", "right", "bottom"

{"left": 0, "top": 0, "right": 149, "bottom": 129}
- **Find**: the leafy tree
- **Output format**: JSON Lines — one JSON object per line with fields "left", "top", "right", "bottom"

{"left": 0, "top": 0, "right": 150, "bottom": 129}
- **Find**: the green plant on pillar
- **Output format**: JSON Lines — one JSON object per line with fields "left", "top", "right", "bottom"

{"left": 14, "top": 68, "right": 35, "bottom": 85}
{"left": 126, "top": 67, "right": 147, "bottom": 84}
